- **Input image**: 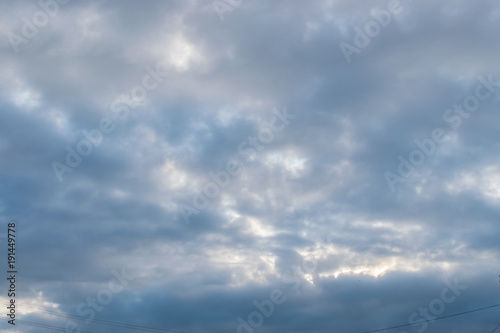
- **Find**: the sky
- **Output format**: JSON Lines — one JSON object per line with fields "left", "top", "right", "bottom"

{"left": 1, "top": 0, "right": 500, "bottom": 332}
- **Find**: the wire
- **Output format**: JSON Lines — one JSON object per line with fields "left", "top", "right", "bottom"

{"left": 8, "top": 302, "right": 500, "bottom": 333}
{"left": 17, "top": 319, "right": 98, "bottom": 333}
{"left": 490, "top": 322, "right": 500, "bottom": 333}
{"left": 5, "top": 304, "right": 187, "bottom": 333}
{"left": 360, "top": 303, "right": 500, "bottom": 333}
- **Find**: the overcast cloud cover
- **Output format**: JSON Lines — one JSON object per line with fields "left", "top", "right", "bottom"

{"left": 1, "top": 0, "right": 500, "bottom": 332}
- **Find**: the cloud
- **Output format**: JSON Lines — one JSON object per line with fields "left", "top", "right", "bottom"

{"left": 1, "top": 0, "right": 500, "bottom": 332}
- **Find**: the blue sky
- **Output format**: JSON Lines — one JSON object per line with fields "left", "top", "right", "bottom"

{"left": 1, "top": 0, "right": 500, "bottom": 332}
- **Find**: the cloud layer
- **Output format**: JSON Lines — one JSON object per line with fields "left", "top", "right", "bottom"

{"left": 1, "top": 0, "right": 500, "bottom": 332}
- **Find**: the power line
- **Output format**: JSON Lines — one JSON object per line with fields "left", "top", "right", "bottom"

{"left": 360, "top": 303, "right": 500, "bottom": 333}
{"left": 490, "top": 322, "right": 500, "bottom": 333}
{"left": 13, "top": 317, "right": 186, "bottom": 333}
{"left": 17, "top": 319, "right": 98, "bottom": 333}
{"left": 6, "top": 304, "right": 187, "bottom": 333}
{"left": 9, "top": 302, "right": 500, "bottom": 333}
